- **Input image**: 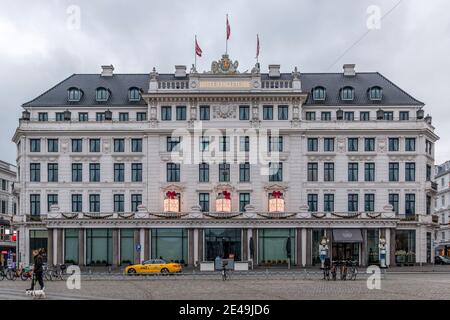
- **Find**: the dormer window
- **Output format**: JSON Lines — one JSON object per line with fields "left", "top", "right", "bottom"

{"left": 312, "top": 87, "right": 326, "bottom": 101}
{"left": 369, "top": 86, "right": 382, "bottom": 101}
{"left": 128, "top": 87, "right": 141, "bottom": 102}
{"left": 340, "top": 87, "right": 354, "bottom": 101}
{"left": 68, "top": 87, "right": 82, "bottom": 102}
{"left": 96, "top": 87, "right": 110, "bottom": 102}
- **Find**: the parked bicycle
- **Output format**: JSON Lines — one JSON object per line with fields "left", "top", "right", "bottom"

{"left": 6, "top": 266, "right": 21, "bottom": 281}
{"left": 0, "top": 266, "right": 6, "bottom": 281}
{"left": 50, "top": 264, "right": 67, "bottom": 281}
{"left": 330, "top": 261, "right": 338, "bottom": 281}
{"left": 20, "top": 265, "right": 33, "bottom": 281}
{"left": 339, "top": 260, "right": 348, "bottom": 280}
{"left": 346, "top": 260, "right": 358, "bottom": 281}
{"left": 43, "top": 264, "right": 53, "bottom": 281}
{"left": 221, "top": 261, "right": 229, "bottom": 281}
{"left": 323, "top": 258, "right": 331, "bottom": 281}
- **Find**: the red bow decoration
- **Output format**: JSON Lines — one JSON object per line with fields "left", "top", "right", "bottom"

{"left": 223, "top": 191, "right": 231, "bottom": 200}
{"left": 166, "top": 191, "right": 177, "bottom": 199}
{"left": 272, "top": 191, "right": 283, "bottom": 199}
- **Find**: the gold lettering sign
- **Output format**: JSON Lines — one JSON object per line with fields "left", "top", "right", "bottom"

{"left": 198, "top": 80, "right": 251, "bottom": 89}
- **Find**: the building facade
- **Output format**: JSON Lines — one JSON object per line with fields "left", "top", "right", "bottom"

{"left": 0, "top": 160, "right": 17, "bottom": 266}
{"left": 12, "top": 57, "right": 439, "bottom": 268}
{"left": 434, "top": 161, "right": 450, "bottom": 257}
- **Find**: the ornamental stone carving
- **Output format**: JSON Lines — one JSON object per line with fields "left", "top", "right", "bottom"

{"left": 213, "top": 105, "right": 237, "bottom": 119}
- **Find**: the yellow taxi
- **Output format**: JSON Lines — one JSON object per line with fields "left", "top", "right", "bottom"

{"left": 124, "top": 259, "right": 183, "bottom": 274}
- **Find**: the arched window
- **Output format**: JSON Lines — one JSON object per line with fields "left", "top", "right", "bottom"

{"left": 369, "top": 86, "right": 383, "bottom": 101}
{"left": 312, "top": 87, "right": 326, "bottom": 101}
{"left": 68, "top": 87, "right": 82, "bottom": 102}
{"left": 340, "top": 86, "right": 354, "bottom": 101}
{"left": 96, "top": 87, "right": 110, "bottom": 102}
{"left": 128, "top": 87, "right": 141, "bottom": 102}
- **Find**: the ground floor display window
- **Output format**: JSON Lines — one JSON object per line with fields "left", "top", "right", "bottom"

{"left": 395, "top": 230, "right": 416, "bottom": 264}
{"left": 151, "top": 228, "right": 187, "bottom": 264}
{"left": 86, "top": 229, "right": 113, "bottom": 266}
{"left": 367, "top": 229, "right": 380, "bottom": 264}
{"left": 29, "top": 230, "right": 48, "bottom": 263}
{"left": 205, "top": 228, "right": 241, "bottom": 261}
{"left": 258, "top": 229, "right": 295, "bottom": 265}
{"left": 64, "top": 229, "right": 79, "bottom": 264}
{"left": 120, "top": 229, "right": 135, "bottom": 265}
{"left": 312, "top": 229, "right": 326, "bottom": 265}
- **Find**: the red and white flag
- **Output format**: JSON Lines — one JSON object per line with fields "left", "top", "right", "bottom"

{"left": 195, "top": 38, "right": 202, "bottom": 57}
{"left": 256, "top": 34, "right": 260, "bottom": 58}
{"left": 226, "top": 15, "right": 231, "bottom": 40}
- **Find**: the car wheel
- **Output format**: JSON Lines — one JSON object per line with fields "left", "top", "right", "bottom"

{"left": 127, "top": 268, "right": 136, "bottom": 275}
{"left": 160, "top": 268, "right": 169, "bottom": 274}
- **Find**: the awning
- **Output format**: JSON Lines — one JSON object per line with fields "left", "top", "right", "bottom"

{"left": 333, "top": 229, "right": 363, "bottom": 243}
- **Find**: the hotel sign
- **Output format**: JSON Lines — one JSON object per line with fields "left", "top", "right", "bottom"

{"left": 198, "top": 79, "right": 252, "bottom": 90}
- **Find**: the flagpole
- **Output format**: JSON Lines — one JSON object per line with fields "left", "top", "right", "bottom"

{"left": 194, "top": 35, "right": 197, "bottom": 70}
{"left": 256, "top": 34, "right": 259, "bottom": 64}
{"left": 225, "top": 14, "right": 228, "bottom": 55}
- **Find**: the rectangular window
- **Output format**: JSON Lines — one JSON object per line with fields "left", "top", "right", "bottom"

{"left": 119, "top": 112, "right": 129, "bottom": 122}
{"left": 425, "top": 140, "right": 433, "bottom": 155}
{"left": 239, "top": 193, "right": 250, "bottom": 212}
{"left": 89, "top": 194, "right": 100, "bottom": 213}
{"left": 131, "top": 194, "right": 142, "bottom": 212}
{"left": 263, "top": 105, "right": 274, "bottom": 120}
{"left": 167, "top": 163, "right": 180, "bottom": 182}
{"left": 199, "top": 193, "right": 210, "bottom": 212}
{"left": 305, "top": 112, "right": 316, "bottom": 121}
{"left": 426, "top": 195, "right": 431, "bottom": 215}
{"left": 72, "top": 163, "right": 82, "bottom": 182}
{"left": 114, "top": 163, "right": 125, "bottom": 182}
{"left": 426, "top": 165, "right": 432, "bottom": 181}
{"left": 161, "top": 106, "right": 172, "bottom": 121}
{"left": 199, "top": 163, "right": 209, "bottom": 182}
{"left": 365, "top": 163, "right": 375, "bottom": 182}
{"left": 136, "top": 112, "right": 147, "bottom": 121}
{"left": 72, "top": 139, "right": 82, "bottom": 152}
{"left": 344, "top": 112, "right": 354, "bottom": 121}
{"left": 389, "top": 194, "right": 399, "bottom": 214}
{"left": 278, "top": 105, "right": 289, "bottom": 120}
{"left": 131, "top": 138, "right": 142, "bottom": 152}
{"left": 324, "top": 138, "right": 335, "bottom": 152}
{"left": 56, "top": 112, "right": 65, "bottom": 121}
{"left": 47, "top": 139, "right": 58, "bottom": 152}
{"left": 240, "top": 136, "right": 250, "bottom": 152}
{"left": 307, "top": 163, "right": 318, "bottom": 182}
{"left": 89, "top": 163, "right": 100, "bottom": 182}
{"left": 38, "top": 112, "right": 48, "bottom": 121}
{"left": 239, "top": 162, "right": 250, "bottom": 182}
{"left": 389, "top": 163, "right": 399, "bottom": 182}
{"left": 365, "top": 138, "right": 375, "bottom": 152}
{"left": 400, "top": 111, "right": 409, "bottom": 121}
{"left": 30, "top": 139, "right": 41, "bottom": 152}
{"left": 30, "top": 194, "right": 41, "bottom": 216}
{"left": 269, "top": 136, "right": 283, "bottom": 152}
{"left": 219, "top": 163, "right": 230, "bottom": 182}
{"left": 176, "top": 106, "right": 186, "bottom": 120}
{"left": 324, "top": 194, "right": 334, "bottom": 212}
{"left": 348, "top": 138, "right": 358, "bottom": 152}
{"left": 131, "top": 163, "right": 142, "bottom": 182}
{"left": 113, "top": 194, "right": 124, "bottom": 212}
{"left": 364, "top": 194, "right": 375, "bottom": 212}
{"left": 405, "top": 162, "right": 416, "bottom": 181}
{"left": 324, "top": 163, "right": 334, "bottom": 182}
{"left": 321, "top": 112, "right": 331, "bottom": 121}
{"left": 405, "top": 194, "right": 416, "bottom": 215}
{"left": 348, "top": 194, "right": 359, "bottom": 212}
{"left": 383, "top": 112, "right": 394, "bottom": 120}
{"left": 308, "top": 194, "right": 318, "bottom": 212}
{"left": 389, "top": 138, "right": 399, "bottom": 152}
{"left": 114, "top": 139, "right": 125, "bottom": 152}
{"left": 219, "top": 136, "right": 230, "bottom": 152}
{"left": 96, "top": 113, "right": 105, "bottom": 122}
{"left": 269, "top": 162, "right": 283, "bottom": 182}
{"left": 47, "top": 194, "right": 58, "bottom": 212}
{"left": 47, "top": 163, "right": 58, "bottom": 182}
{"left": 239, "top": 105, "right": 250, "bottom": 120}
{"left": 89, "top": 139, "right": 100, "bottom": 152}
{"left": 199, "top": 105, "right": 210, "bottom": 120}
{"left": 348, "top": 163, "right": 359, "bottom": 182}
{"left": 307, "top": 138, "right": 318, "bottom": 152}
{"left": 360, "top": 112, "right": 370, "bottom": 121}
{"left": 167, "top": 137, "right": 181, "bottom": 152}
{"left": 405, "top": 138, "right": 416, "bottom": 152}
{"left": 200, "top": 136, "right": 209, "bottom": 152}
{"left": 72, "top": 194, "right": 82, "bottom": 213}
{"left": 78, "top": 113, "right": 88, "bottom": 122}
{"left": 30, "top": 163, "right": 41, "bottom": 182}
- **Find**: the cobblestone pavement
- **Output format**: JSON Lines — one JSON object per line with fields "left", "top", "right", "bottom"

{"left": 1, "top": 271, "right": 450, "bottom": 300}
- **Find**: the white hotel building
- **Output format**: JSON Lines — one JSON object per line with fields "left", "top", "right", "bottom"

{"left": 12, "top": 56, "right": 439, "bottom": 268}
{"left": 434, "top": 161, "right": 450, "bottom": 257}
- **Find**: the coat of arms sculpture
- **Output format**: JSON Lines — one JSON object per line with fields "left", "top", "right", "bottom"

{"left": 211, "top": 54, "right": 239, "bottom": 74}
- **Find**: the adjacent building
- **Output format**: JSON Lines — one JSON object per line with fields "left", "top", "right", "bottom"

{"left": 0, "top": 160, "right": 17, "bottom": 266}
{"left": 12, "top": 57, "right": 439, "bottom": 268}
{"left": 434, "top": 161, "right": 450, "bottom": 257}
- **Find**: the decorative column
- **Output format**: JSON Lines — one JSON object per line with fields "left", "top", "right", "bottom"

{"left": 193, "top": 229, "right": 199, "bottom": 266}
{"left": 47, "top": 229, "right": 53, "bottom": 266}
{"left": 78, "top": 229, "right": 85, "bottom": 266}
{"left": 144, "top": 229, "right": 150, "bottom": 261}
{"left": 390, "top": 228, "right": 396, "bottom": 266}
{"left": 53, "top": 229, "right": 58, "bottom": 265}
{"left": 112, "top": 229, "right": 119, "bottom": 267}
{"left": 188, "top": 228, "right": 194, "bottom": 266}
{"left": 301, "top": 228, "right": 307, "bottom": 267}
{"left": 134, "top": 229, "right": 140, "bottom": 264}
{"left": 296, "top": 228, "right": 302, "bottom": 266}
{"left": 198, "top": 229, "right": 204, "bottom": 262}
{"left": 361, "top": 229, "right": 368, "bottom": 267}
{"left": 306, "top": 229, "right": 312, "bottom": 266}
{"left": 242, "top": 229, "right": 248, "bottom": 261}
{"left": 386, "top": 228, "right": 391, "bottom": 267}
{"left": 139, "top": 228, "right": 145, "bottom": 264}
{"left": 57, "top": 229, "right": 63, "bottom": 264}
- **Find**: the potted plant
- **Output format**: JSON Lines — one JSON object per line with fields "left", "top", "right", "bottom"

{"left": 406, "top": 251, "right": 416, "bottom": 264}
{"left": 267, "top": 260, "right": 272, "bottom": 266}
{"left": 277, "top": 260, "right": 282, "bottom": 265}
{"left": 282, "top": 260, "right": 287, "bottom": 265}
{"left": 395, "top": 250, "right": 406, "bottom": 264}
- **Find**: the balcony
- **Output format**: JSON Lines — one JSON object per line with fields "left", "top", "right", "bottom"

{"left": 425, "top": 181, "right": 438, "bottom": 193}
{"left": 398, "top": 214, "right": 419, "bottom": 222}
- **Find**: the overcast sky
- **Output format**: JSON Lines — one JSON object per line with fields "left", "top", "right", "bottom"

{"left": 1, "top": 0, "right": 449, "bottom": 165}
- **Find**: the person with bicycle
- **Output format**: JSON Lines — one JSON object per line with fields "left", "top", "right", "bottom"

{"left": 27, "top": 249, "right": 44, "bottom": 292}
{"left": 221, "top": 261, "right": 228, "bottom": 281}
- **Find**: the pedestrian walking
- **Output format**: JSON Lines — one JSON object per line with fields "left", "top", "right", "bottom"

{"left": 27, "top": 249, "right": 45, "bottom": 292}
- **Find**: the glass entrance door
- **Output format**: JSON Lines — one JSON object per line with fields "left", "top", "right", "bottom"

{"left": 332, "top": 243, "right": 360, "bottom": 264}
{"left": 205, "top": 229, "right": 241, "bottom": 261}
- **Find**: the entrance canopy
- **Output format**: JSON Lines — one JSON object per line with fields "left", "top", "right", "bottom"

{"left": 333, "top": 229, "right": 363, "bottom": 243}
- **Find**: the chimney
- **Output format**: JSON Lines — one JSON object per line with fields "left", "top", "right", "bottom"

{"left": 101, "top": 65, "right": 114, "bottom": 77}
{"left": 343, "top": 64, "right": 356, "bottom": 77}
{"left": 268, "top": 64, "right": 281, "bottom": 78}
{"left": 175, "top": 65, "right": 187, "bottom": 78}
